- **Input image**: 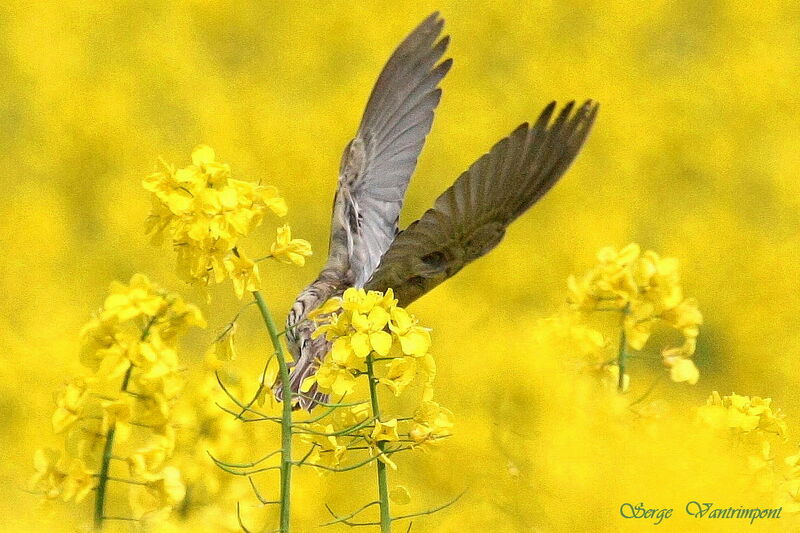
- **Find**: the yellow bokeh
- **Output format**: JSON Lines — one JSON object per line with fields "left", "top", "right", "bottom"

{"left": 4, "top": 1, "right": 800, "bottom": 532}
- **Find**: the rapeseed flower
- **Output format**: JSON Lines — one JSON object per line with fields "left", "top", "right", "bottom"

{"left": 567, "top": 244, "right": 703, "bottom": 387}
{"left": 269, "top": 224, "right": 313, "bottom": 266}
{"left": 31, "top": 274, "right": 204, "bottom": 525}
{"left": 144, "top": 146, "right": 308, "bottom": 298}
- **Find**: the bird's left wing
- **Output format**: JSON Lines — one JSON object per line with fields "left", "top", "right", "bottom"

{"left": 329, "top": 12, "right": 452, "bottom": 286}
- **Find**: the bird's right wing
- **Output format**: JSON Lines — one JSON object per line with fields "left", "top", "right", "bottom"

{"left": 364, "top": 100, "right": 599, "bottom": 306}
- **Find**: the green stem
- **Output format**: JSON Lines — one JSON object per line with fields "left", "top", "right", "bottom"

{"left": 366, "top": 354, "right": 392, "bottom": 533}
{"left": 252, "top": 290, "right": 292, "bottom": 533}
{"left": 617, "top": 303, "right": 631, "bottom": 392}
{"left": 94, "top": 313, "right": 161, "bottom": 531}
{"left": 93, "top": 365, "right": 133, "bottom": 531}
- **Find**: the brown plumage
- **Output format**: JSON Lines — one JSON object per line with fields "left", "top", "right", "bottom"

{"left": 274, "top": 12, "right": 598, "bottom": 410}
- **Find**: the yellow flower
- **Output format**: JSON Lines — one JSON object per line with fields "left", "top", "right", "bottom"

{"left": 33, "top": 274, "right": 204, "bottom": 526}
{"left": 207, "top": 322, "right": 238, "bottom": 363}
{"left": 59, "top": 458, "right": 97, "bottom": 503}
{"left": 132, "top": 389, "right": 172, "bottom": 430}
{"left": 29, "top": 448, "right": 68, "bottom": 499}
{"left": 131, "top": 333, "right": 179, "bottom": 382}
{"left": 388, "top": 307, "right": 431, "bottom": 357}
{"left": 307, "top": 287, "right": 448, "bottom": 474}
{"left": 29, "top": 449, "right": 96, "bottom": 503}
{"left": 144, "top": 146, "right": 291, "bottom": 287}
{"left": 331, "top": 403, "right": 372, "bottom": 430}
{"left": 594, "top": 243, "right": 640, "bottom": 300}
{"left": 191, "top": 144, "right": 216, "bottom": 167}
{"left": 66, "top": 414, "right": 106, "bottom": 464}
{"left": 567, "top": 244, "right": 692, "bottom": 317}
{"left": 312, "top": 308, "right": 351, "bottom": 342}
{"left": 52, "top": 377, "right": 89, "bottom": 434}
{"left": 623, "top": 304, "right": 653, "bottom": 351}
{"left": 409, "top": 401, "right": 453, "bottom": 446}
{"left": 697, "top": 392, "right": 787, "bottom": 438}
{"left": 351, "top": 307, "right": 393, "bottom": 356}
{"left": 270, "top": 224, "right": 313, "bottom": 266}
{"left": 129, "top": 466, "right": 186, "bottom": 519}
{"left": 311, "top": 288, "right": 435, "bottom": 401}
{"left": 95, "top": 343, "right": 132, "bottom": 380}
{"left": 299, "top": 424, "right": 349, "bottom": 468}
{"left": 664, "top": 297, "right": 703, "bottom": 347}
{"left": 157, "top": 292, "right": 207, "bottom": 336}
{"left": 302, "top": 359, "right": 356, "bottom": 396}
{"left": 379, "top": 358, "right": 417, "bottom": 396}
{"left": 641, "top": 251, "right": 683, "bottom": 309}
{"left": 567, "top": 245, "right": 702, "bottom": 392}
{"left": 255, "top": 184, "right": 288, "bottom": 217}
{"left": 328, "top": 336, "right": 360, "bottom": 366}
{"left": 79, "top": 316, "right": 122, "bottom": 371}
{"left": 341, "top": 287, "right": 396, "bottom": 314}
{"left": 156, "top": 467, "right": 186, "bottom": 505}
{"left": 224, "top": 251, "right": 261, "bottom": 299}
{"left": 371, "top": 419, "right": 400, "bottom": 442}
{"left": 128, "top": 437, "right": 172, "bottom": 482}
{"left": 398, "top": 326, "right": 431, "bottom": 357}
{"left": 664, "top": 357, "right": 699, "bottom": 385}
{"left": 102, "top": 273, "right": 164, "bottom": 322}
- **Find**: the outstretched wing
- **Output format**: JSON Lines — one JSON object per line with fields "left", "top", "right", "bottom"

{"left": 364, "top": 100, "right": 599, "bottom": 306}
{"left": 329, "top": 12, "right": 452, "bottom": 287}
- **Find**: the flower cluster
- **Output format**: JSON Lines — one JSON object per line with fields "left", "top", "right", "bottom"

{"left": 297, "top": 288, "right": 452, "bottom": 471}
{"left": 143, "top": 146, "right": 311, "bottom": 297}
{"left": 696, "top": 392, "right": 800, "bottom": 510}
{"left": 697, "top": 392, "right": 787, "bottom": 441}
{"left": 567, "top": 244, "right": 703, "bottom": 386}
{"left": 304, "top": 288, "right": 436, "bottom": 400}
{"left": 30, "top": 274, "right": 205, "bottom": 523}
{"left": 29, "top": 448, "right": 95, "bottom": 504}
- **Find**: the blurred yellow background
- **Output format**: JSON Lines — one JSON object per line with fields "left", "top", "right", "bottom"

{"left": 3, "top": 1, "right": 800, "bottom": 531}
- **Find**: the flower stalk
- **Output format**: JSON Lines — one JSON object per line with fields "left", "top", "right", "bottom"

{"left": 365, "top": 354, "right": 392, "bottom": 533}
{"left": 93, "top": 312, "right": 159, "bottom": 530}
{"left": 93, "top": 366, "right": 133, "bottom": 530}
{"left": 252, "top": 290, "right": 293, "bottom": 533}
{"left": 617, "top": 302, "right": 630, "bottom": 392}
{"left": 568, "top": 244, "right": 703, "bottom": 389}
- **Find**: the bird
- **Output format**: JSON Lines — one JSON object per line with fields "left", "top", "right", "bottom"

{"left": 273, "top": 12, "right": 599, "bottom": 410}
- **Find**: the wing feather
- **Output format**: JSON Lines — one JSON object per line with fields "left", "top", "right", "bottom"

{"left": 327, "top": 13, "right": 451, "bottom": 287}
{"left": 364, "top": 100, "right": 599, "bottom": 306}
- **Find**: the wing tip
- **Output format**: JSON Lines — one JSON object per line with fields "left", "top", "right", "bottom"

{"left": 427, "top": 11, "right": 443, "bottom": 24}
{"left": 420, "top": 11, "right": 445, "bottom": 35}
{"left": 536, "top": 99, "right": 600, "bottom": 129}
{"left": 438, "top": 56, "right": 454, "bottom": 75}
